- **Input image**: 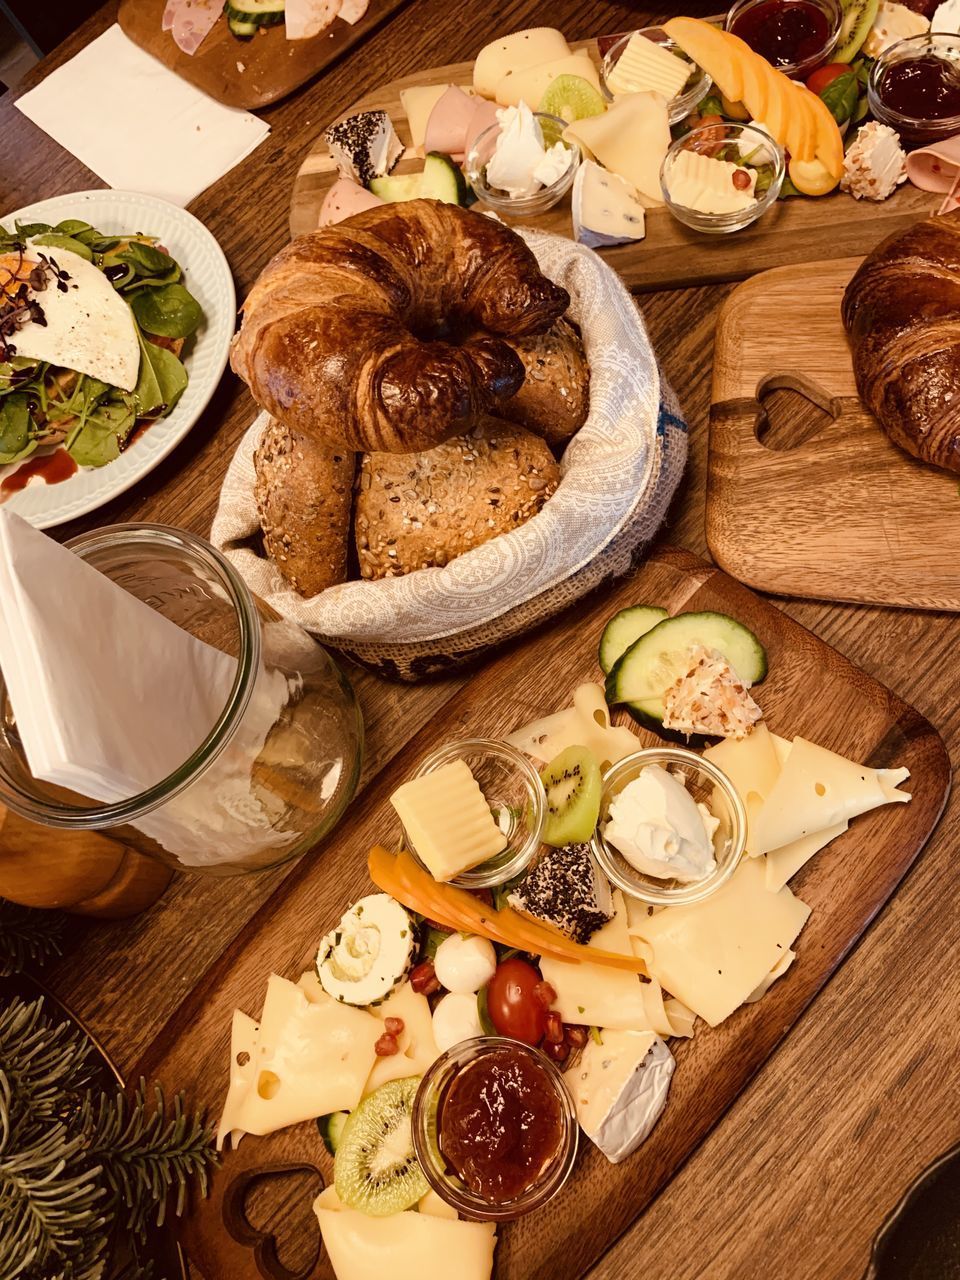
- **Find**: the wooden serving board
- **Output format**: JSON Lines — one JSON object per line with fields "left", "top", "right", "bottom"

{"left": 707, "top": 257, "right": 960, "bottom": 612}
{"left": 135, "top": 546, "right": 949, "bottom": 1280}
{"left": 289, "top": 49, "right": 936, "bottom": 292}
{"left": 118, "top": 0, "right": 411, "bottom": 110}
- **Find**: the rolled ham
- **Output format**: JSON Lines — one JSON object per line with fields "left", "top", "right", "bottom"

{"left": 319, "top": 178, "right": 385, "bottom": 225}
{"left": 162, "top": 0, "right": 222, "bottom": 55}
{"left": 286, "top": 0, "right": 339, "bottom": 40}
{"left": 905, "top": 134, "right": 960, "bottom": 213}
{"left": 423, "top": 86, "right": 477, "bottom": 161}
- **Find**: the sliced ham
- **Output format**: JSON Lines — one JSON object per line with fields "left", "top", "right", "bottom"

{"left": 338, "top": 0, "right": 371, "bottom": 23}
{"left": 423, "top": 85, "right": 476, "bottom": 162}
{"left": 463, "top": 98, "right": 501, "bottom": 159}
{"left": 319, "top": 178, "right": 385, "bottom": 226}
{"left": 162, "top": 0, "right": 222, "bottom": 55}
{"left": 286, "top": 0, "right": 340, "bottom": 39}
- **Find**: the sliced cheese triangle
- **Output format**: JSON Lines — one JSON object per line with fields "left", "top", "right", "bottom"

{"left": 563, "top": 92, "right": 670, "bottom": 205}
{"left": 705, "top": 723, "right": 781, "bottom": 855}
{"left": 363, "top": 983, "right": 439, "bottom": 1095}
{"left": 216, "top": 1009, "right": 259, "bottom": 1152}
{"left": 765, "top": 821, "right": 848, "bottom": 892}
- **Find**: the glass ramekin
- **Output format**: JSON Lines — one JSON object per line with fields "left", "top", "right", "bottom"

{"left": 725, "top": 0, "right": 842, "bottom": 80}
{"left": 412, "top": 1036, "right": 578, "bottom": 1221}
{"left": 465, "top": 113, "right": 579, "bottom": 217}
{"left": 601, "top": 27, "right": 712, "bottom": 124}
{"left": 868, "top": 34, "right": 960, "bottom": 147}
{"left": 400, "top": 738, "right": 545, "bottom": 889}
{"left": 660, "top": 121, "right": 785, "bottom": 234}
{"left": 591, "top": 747, "right": 746, "bottom": 906}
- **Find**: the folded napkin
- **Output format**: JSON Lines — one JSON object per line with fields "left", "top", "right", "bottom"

{"left": 15, "top": 24, "right": 270, "bottom": 207}
{"left": 906, "top": 135, "right": 960, "bottom": 214}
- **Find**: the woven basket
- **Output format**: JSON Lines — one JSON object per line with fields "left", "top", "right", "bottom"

{"left": 211, "top": 228, "right": 688, "bottom": 681}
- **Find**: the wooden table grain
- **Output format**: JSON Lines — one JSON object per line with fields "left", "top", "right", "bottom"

{"left": 2, "top": 4, "right": 958, "bottom": 1279}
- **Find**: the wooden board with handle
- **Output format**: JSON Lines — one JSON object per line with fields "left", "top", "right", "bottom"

{"left": 134, "top": 546, "right": 949, "bottom": 1280}
{"left": 707, "top": 256, "right": 960, "bottom": 611}
{"left": 289, "top": 50, "right": 936, "bottom": 292}
{"left": 118, "top": 0, "right": 412, "bottom": 110}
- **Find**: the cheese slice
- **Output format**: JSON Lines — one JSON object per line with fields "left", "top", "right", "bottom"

{"left": 765, "top": 821, "right": 848, "bottom": 892}
{"left": 473, "top": 27, "right": 571, "bottom": 98}
{"left": 399, "top": 84, "right": 453, "bottom": 150}
{"left": 705, "top": 723, "right": 781, "bottom": 855}
{"left": 363, "top": 983, "right": 440, "bottom": 1094}
{"left": 640, "top": 976, "right": 696, "bottom": 1039}
{"left": 629, "top": 857, "right": 811, "bottom": 1026}
{"left": 539, "top": 891, "right": 650, "bottom": 1029}
{"left": 569, "top": 1029, "right": 674, "bottom": 1163}
{"left": 665, "top": 147, "right": 757, "bottom": 214}
{"left": 572, "top": 159, "right": 646, "bottom": 249}
{"left": 314, "top": 1186, "right": 497, "bottom": 1280}
{"left": 216, "top": 1010, "right": 260, "bottom": 1151}
{"left": 419, "top": 1188, "right": 459, "bottom": 1220}
{"left": 505, "top": 682, "right": 641, "bottom": 771}
{"left": 390, "top": 759, "right": 507, "bottom": 881}
{"left": 770, "top": 732, "right": 792, "bottom": 767}
{"left": 745, "top": 948, "right": 796, "bottom": 1003}
{"left": 495, "top": 52, "right": 602, "bottom": 108}
{"left": 606, "top": 33, "right": 691, "bottom": 101}
{"left": 750, "top": 737, "right": 911, "bottom": 857}
{"left": 563, "top": 92, "right": 670, "bottom": 205}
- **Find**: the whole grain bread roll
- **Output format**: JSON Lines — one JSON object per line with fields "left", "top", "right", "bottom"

{"left": 254, "top": 417, "right": 355, "bottom": 597}
{"left": 497, "top": 317, "right": 590, "bottom": 447}
{"left": 355, "top": 417, "right": 560, "bottom": 579}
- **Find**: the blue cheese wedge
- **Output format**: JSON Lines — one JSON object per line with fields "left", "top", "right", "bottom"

{"left": 324, "top": 110, "right": 403, "bottom": 186}
{"left": 508, "top": 841, "right": 614, "bottom": 943}
{"left": 569, "top": 1029, "right": 675, "bottom": 1163}
{"left": 571, "top": 160, "right": 646, "bottom": 249}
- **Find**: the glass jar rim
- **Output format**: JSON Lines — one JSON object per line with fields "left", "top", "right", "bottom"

{"left": 0, "top": 522, "right": 259, "bottom": 829}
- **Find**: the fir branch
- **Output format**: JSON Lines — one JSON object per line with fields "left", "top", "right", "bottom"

{"left": 0, "top": 902, "right": 65, "bottom": 978}
{"left": 0, "top": 1000, "right": 95, "bottom": 1134}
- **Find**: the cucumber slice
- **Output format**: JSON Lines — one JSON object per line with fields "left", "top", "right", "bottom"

{"left": 598, "top": 605, "right": 668, "bottom": 675}
{"left": 368, "top": 172, "right": 423, "bottom": 202}
{"left": 225, "top": 0, "right": 285, "bottom": 21}
{"left": 605, "top": 611, "right": 767, "bottom": 723}
{"left": 318, "top": 1111, "right": 350, "bottom": 1156}
{"left": 225, "top": 12, "right": 259, "bottom": 37}
{"left": 421, "top": 152, "right": 468, "bottom": 205}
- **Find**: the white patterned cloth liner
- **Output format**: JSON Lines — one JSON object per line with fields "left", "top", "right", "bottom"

{"left": 212, "top": 227, "right": 687, "bottom": 662}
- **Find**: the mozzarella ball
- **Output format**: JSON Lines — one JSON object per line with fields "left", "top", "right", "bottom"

{"left": 431, "top": 992, "right": 483, "bottom": 1053}
{"left": 434, "top": 933, "right": 498, "bottom": 994}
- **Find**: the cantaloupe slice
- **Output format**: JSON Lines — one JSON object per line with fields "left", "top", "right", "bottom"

{"left": 786, "top": 84, "right": 818, "bottom": 163}
{"left": 663, "top": 17, "right": 744, "bottom": 104}
{"left": 733, "top": 43, "right": 769, "bottom": 123}
{"left": 805, "top": 88, "right": 844, "bottom": 178}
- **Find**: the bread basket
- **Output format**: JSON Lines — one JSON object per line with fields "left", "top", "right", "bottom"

{"left": 211, "top": 227, "right": 687, "bottom": 681}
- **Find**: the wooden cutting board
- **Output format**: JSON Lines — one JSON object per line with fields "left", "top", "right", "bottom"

{"left": 118, "top": 0, "right": 410, "bottom": 110}
{"left": 288, "top": 49, "right": 936, "bottom": 292}
{"left": 135, "top": 546, "right": 949, "bottom": 1280}
{"left": 707, "top": 257, "right": 960, "bottom": 611}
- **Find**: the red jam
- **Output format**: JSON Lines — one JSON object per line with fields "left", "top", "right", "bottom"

{"left": 0, "top": 448, "right": 77, "bottom": 498}
{"left": 877, "top": 56, "right": 960, "bottom": 121}
{"left": 730, "top": 0, "right": 832, "bottom": 69}
{"left": 438, "top": 1046, "right": 564, "bottom": 1204}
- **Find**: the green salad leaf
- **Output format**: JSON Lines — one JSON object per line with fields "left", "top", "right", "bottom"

{"left": 697, "top": 93, "right": 724, "bottom": 117}
{"left": 117, "top": 240, "right": 176, "bottom": 277}
{"left": 0, "top": 394, "right": 34, "bottom": 464}
{"left": 820, "top": 69, "right": 859, "bottom": 125}
{"left": 131, "top": 283, "right": 203, "bottom": 339}
{"left": 134, "top": 330, "right": 188, "bottom": 417}
{"left": 31, "top": 232, "right": 94, "bottom": 262}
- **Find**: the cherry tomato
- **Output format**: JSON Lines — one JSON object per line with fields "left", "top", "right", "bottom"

{"left": 485, "top": 958, "right": 547, "bottom": 1045}
{"left": 805, "top": 63, "right": 848, "bottom": 97}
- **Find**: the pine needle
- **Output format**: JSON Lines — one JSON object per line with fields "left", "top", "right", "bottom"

{"left": 0, "top": 901, "right": 65, "bottom": 978}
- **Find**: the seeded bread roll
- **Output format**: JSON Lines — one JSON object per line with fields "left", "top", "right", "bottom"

{"left": 497, "top": 317, "right": 590, "bottom": 447}
{"left": 254, "top": 417, "right": 355, "bottom": 597}
{"left": 355, "top": 417, "right": 560, "bottom": 579}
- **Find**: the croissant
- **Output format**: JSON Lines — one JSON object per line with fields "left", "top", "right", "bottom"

{"left": 842, "top": 209, "right": 960, "bottom": 473}
{"left": 230, "top": 200, "right": 570, "bottom": 454}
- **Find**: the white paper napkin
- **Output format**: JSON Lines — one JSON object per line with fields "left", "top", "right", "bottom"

{"left": 15, "top": 24, "right": 270, "bottom": 207}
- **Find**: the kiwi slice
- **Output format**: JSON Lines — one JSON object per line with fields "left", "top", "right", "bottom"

{"left": 834, "top": 0, "right": 879, "bottom": 63}
{"left": 539, "top": 745, "right": 602, "bottom": 846}
{"left": 334, "top": 1077, "right": 428, "bottom": 1216}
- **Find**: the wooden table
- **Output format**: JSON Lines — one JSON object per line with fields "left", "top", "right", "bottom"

{"left": 2, "top": 4, "right": 958, "bottom": 1278}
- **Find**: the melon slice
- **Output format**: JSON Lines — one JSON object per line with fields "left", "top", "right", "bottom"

{"left": 787, "top": 85, "right": 818, "bottom": 163}
{"left": 663, "top": 16, "right": 744, "bottom": 104}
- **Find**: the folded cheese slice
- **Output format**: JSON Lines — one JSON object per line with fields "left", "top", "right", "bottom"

{"left": 765, "top": 821, "right": 848, "bottom": 892}
{"left": 363, "top": 982, "right": 439, "bottom": 1095}
{"left": 745, "top": 947, "right": 796, "bottom": 1003}
{"left": 563, "top": 92, "right": 670, "bottom": 205}
{"left": 216, "top": 1009, "right": 259, "bottom": 1151}
{"left": 704, "top": 723, "right": 781, "bottom": 855}
{"left": 750, "top": 737, "right": 910, "bottom": 857}
{"left": 505, "top": 682, "right": 641, "bottom": 771}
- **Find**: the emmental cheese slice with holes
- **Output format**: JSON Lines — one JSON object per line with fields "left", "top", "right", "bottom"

{"left": 749, "top": 737, "right": 910, "bottom": 857}
{"left": 495, "top": 51, "right": 601, "bottom": 108}
{"left": 473, "top": 27, "right": 571, "bottom": 98}
{"left": 216, "top": 1010, "right": 259, "bottom": 1151}
{"left": 363, "top": 983, "right": 440, "bottom": 1095}
{"left": 563, "top": 92, "right": 670, "bottom": 205}
{"left": 704, "top": 723, "right": 781, "bottom": 855}
{"left": 629, "top": 857, "right": 811, "bottom": 1026}
{"left": 765, "top": 821, "right": 847, "bottom": 892}
{"left": 314, "top": 1185, "right": 497, "bottom": 1280}
{"left": 505, "top": 682, "right": 641, "bottom": 771}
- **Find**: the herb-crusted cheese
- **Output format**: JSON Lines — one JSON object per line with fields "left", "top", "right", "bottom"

{"left": 324, "top": 110, "right": 402, "bottom": 186}
{"left": 508, "top": 841, "right": 614, "bottom": 942}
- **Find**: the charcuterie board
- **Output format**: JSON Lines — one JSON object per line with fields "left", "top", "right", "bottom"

{"left": 118, "top": 0, "right": 411, "bottom": 110}
{"left": 288, "top": 47, "right": 936, "bottom": 292}
{"left": 707, "top": 257, "right": 960, "bottom": 612}
{"left": 133, "top": 546, "right": 949, "bottom": 1280}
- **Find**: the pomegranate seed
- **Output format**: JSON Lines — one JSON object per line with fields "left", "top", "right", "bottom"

{"left": 543, "top": 1038, "right": 570, "bottom": 1063}
{"left": 374, "top": 1033, "right": 399, "bottom": 1056}
{"left": 410, "top": 961, "right": 441, "bottom": 995}
{"left": 384, "top": 1017, "right": 405, "bottom": 1036}
{"left": 544, "top": 1011, "right": 564, "bottom": 1044}
{"left": 565, "top": 1024, "right": 589, "bottom": 1048}
{"left": 732, "top": 168, "right": 752, "bottom": 190}
{"left": 533, "top": 981, "right": 557, "bottom": 1009}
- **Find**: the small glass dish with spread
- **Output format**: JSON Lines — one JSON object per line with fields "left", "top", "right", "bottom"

{"left": 601, "top": 27, "right": 712, "bottom": 124}
{"left": 465, "top": 112, "right": 579, "bottom": 217}
{"left": 412, "top": 1036, "right": 578, "bottom": 1221}
{"left": 868, "top": 34, "right": 960, "bottom": 147}
{"left": 591, "top": 746, "right": 746, "bottom": 906}
{"left": 725, "top": 0, "right": 843, "bottom": 80}
{"left": 660, "top": 121, "right": 785, "bottom": 235}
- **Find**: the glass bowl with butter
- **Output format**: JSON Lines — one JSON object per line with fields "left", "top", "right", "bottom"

{"left": 601, "top": 27, "right": 711, "bottom": 124}
{"left": 390, "top": 739, "right": 546, "bottom": 889}
{"left": 591, "top": 747, "right": 746, "bottom": 905}
{"left": 660, "top": 122, "right": 785, "bottom": 234}
{"left": 465, "top": 107, "right": 580, "bottom": 217}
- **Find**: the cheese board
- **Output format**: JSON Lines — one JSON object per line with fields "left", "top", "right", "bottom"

{"left": 707, "top": 256, "right": 960, "bottom": 612}
{"left": 288, "top": 45, "right": 937, "bottom": 292}
{"left": 133, "top": 546, "right": 950, "bottom": 1280}
{"left": 118, "top": 0, "right": 412, "bottom": 111}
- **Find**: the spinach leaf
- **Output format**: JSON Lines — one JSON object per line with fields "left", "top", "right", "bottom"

{"left": 133, "top": 330, "right": 188, "bottom": 417}
{"left": 32, "top": 232, "right": 94, "bottom": 262}
{"left": 117, "top": 240, "right": 175, "bottom": 277}
{"left": 133, "top": 331, "right": 164, "bottom": 417}
{"left": 54, "top": 219, "right": 94, "bottom": 240}
{"left": 820, "top": 69, "right": 859, "bottom": 124}
{"left": 697, "top": 93, "right": 724, "bottom": 117}
{"left": 66, "top": 417, "right": 122, "bottom": 468}
{"left": 130, "top": 283, "right": 202, "bottom": 339}
{"left": 0, "top": 393, "right": 32, "bottom": 462}
{"left": 14, "top": 221, "right": 52, "bottom": 239}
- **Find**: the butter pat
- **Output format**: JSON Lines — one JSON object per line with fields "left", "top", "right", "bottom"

{"left": 665, "top": 148, "right": 757, "bottom": 214}
{"left": 606, "top": 34, "right": 691, "bottom": 101}
{"left": 390, "top": 759, "right": 507, "bottom": 881}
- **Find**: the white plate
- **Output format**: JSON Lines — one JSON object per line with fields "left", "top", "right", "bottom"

{"left": 0, "top": 190, "right": 234, "bottom": 529}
